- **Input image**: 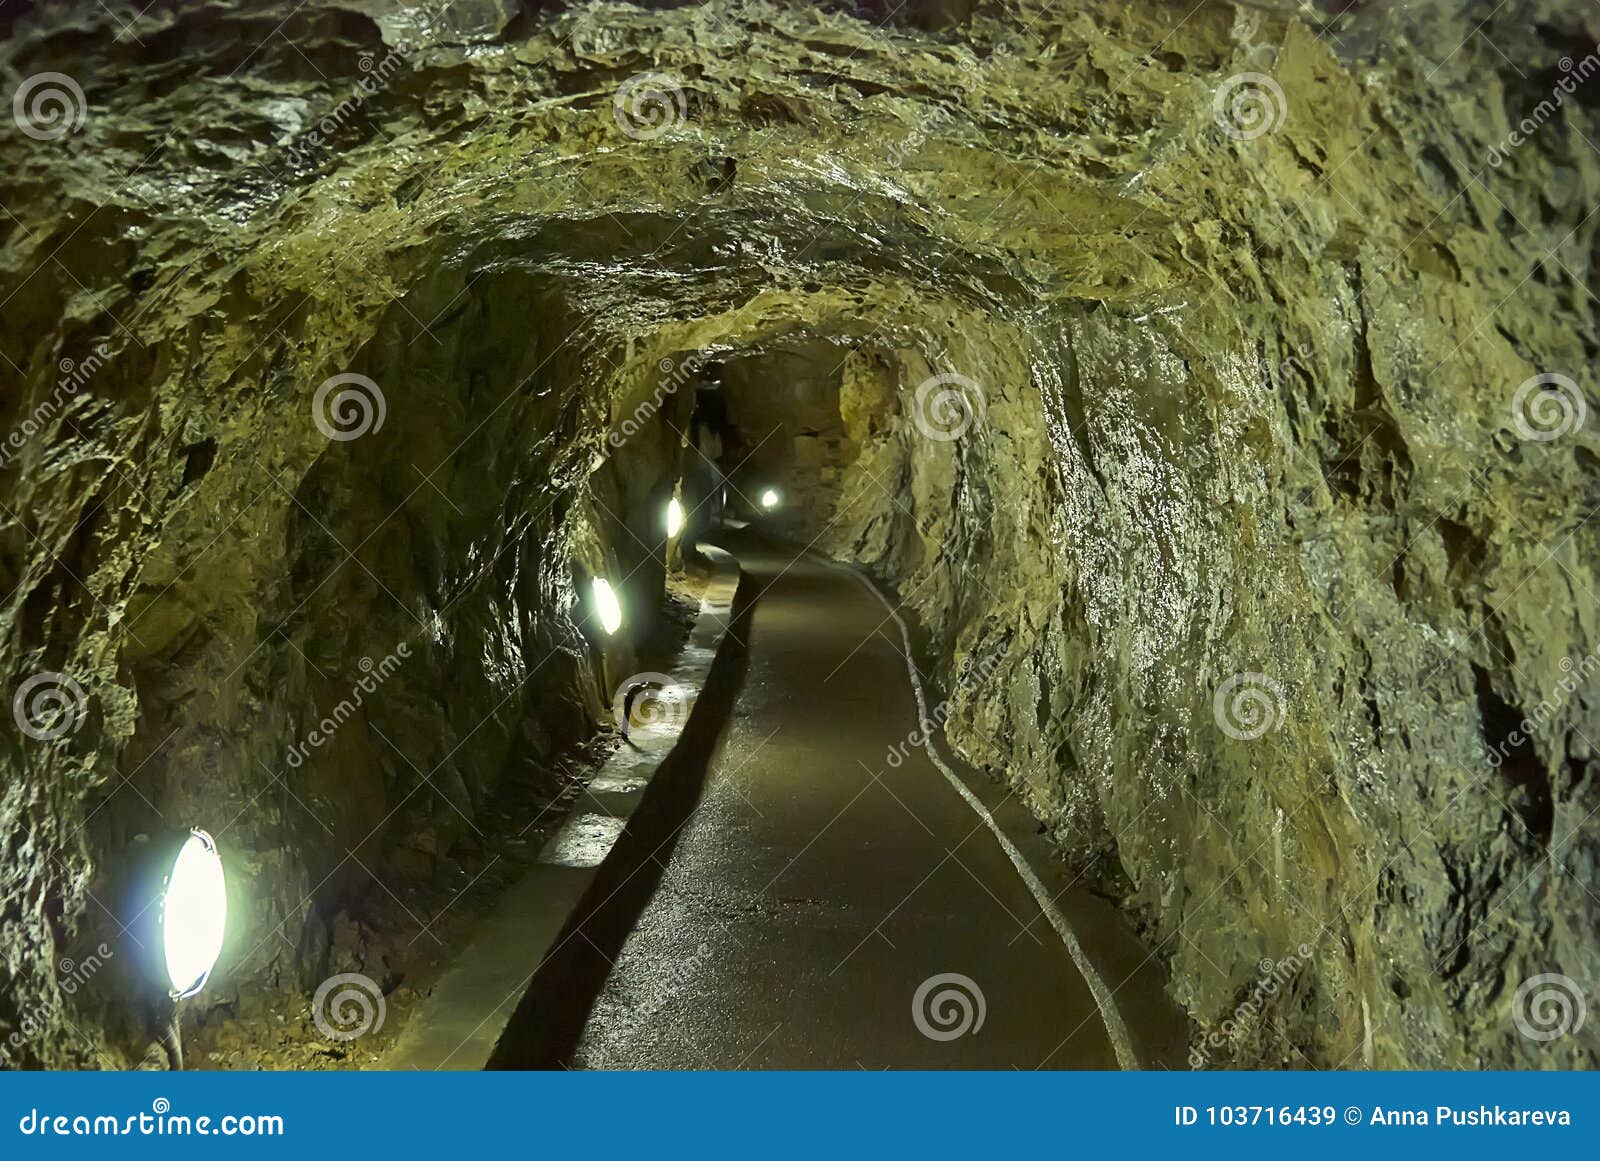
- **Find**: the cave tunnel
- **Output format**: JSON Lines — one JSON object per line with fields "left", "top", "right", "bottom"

{"left": 1, "top": 0, "right": 1598, "bottom": 1082}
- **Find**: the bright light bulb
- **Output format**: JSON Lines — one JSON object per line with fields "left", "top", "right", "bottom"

{"left": 759, "top": 488, "right": 780, "bottom": 510}
{"left": 592, "top": 577, "right": 623, "bottom": 634}
{"left": 162, "top": 829, "right": 226, "bottom": 1000}
{"left": 665, "top": 497, "right": 685, "bottom": 538}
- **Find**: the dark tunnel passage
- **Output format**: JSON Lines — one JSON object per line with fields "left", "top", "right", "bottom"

{"left": 1, "top": 0, "right": 1598, "bottom": 1076}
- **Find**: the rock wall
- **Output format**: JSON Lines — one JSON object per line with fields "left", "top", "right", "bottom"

{"left": 719, "top": 344, "right": 853, "bottom": 540}
{"left": 812, "top": 10, "right": 1600, "bottom": 1067}
{"left": 1, "top": 0, "right": 1596, "bottom": 1067}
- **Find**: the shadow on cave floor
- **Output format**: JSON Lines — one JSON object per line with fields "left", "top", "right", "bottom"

{"left": 185, "top": 579, "right": 711, "bottom": 1071}
{"left": 552, "top": 524, "right": 1153, "bottom": 1069}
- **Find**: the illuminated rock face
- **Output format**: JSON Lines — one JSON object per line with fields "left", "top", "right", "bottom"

{"left": 1, "top": 0, "right": 1596, "bottom": 1067}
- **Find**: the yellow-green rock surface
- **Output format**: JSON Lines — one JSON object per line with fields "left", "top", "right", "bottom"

{"left": 1, "top": 0, "right": 1596, "bottom": 1068}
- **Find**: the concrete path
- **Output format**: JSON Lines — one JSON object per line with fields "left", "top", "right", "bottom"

{"left": 571, "top": 532, "right": 1125, "bottom": 1069}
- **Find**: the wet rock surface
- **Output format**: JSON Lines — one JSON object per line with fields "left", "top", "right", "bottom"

{"left": 1, "top": 0, "right": 1596, "bottom": 1068}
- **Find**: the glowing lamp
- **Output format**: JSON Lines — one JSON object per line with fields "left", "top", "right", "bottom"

{"left": 161, "top": 829, "right": 226, "bottom": 1000}
{"left": 665, "top": 497, "right": 685, "bottom": 538}
{"left": 759, "top": 488, "right": 780, "bottom": 510}
{"left": 592, "top": 577, "right": 623, "bottom": 635}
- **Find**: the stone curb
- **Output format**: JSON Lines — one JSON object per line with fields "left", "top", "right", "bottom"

{"left": 382, "top": 544, "right": 745, "bottom": 1070}
{"left": 825, "top": 548, "right": 1191, "bottom": 1071}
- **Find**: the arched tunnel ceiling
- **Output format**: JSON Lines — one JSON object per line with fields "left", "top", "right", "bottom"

{"left": 6, "top": 0, "right": 1196, "bottom": 363}
{"left": 2, "top": 0, "right": 1600, "bottom": 1070}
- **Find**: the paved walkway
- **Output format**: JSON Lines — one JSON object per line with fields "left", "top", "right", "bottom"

{"left": 572, "top": 532, "right": 1123, "bottom": 1068}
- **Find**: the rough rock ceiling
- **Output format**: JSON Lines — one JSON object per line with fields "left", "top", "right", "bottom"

{"left": 1, "top": 0, "right": 1598, "bottom": 1068}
